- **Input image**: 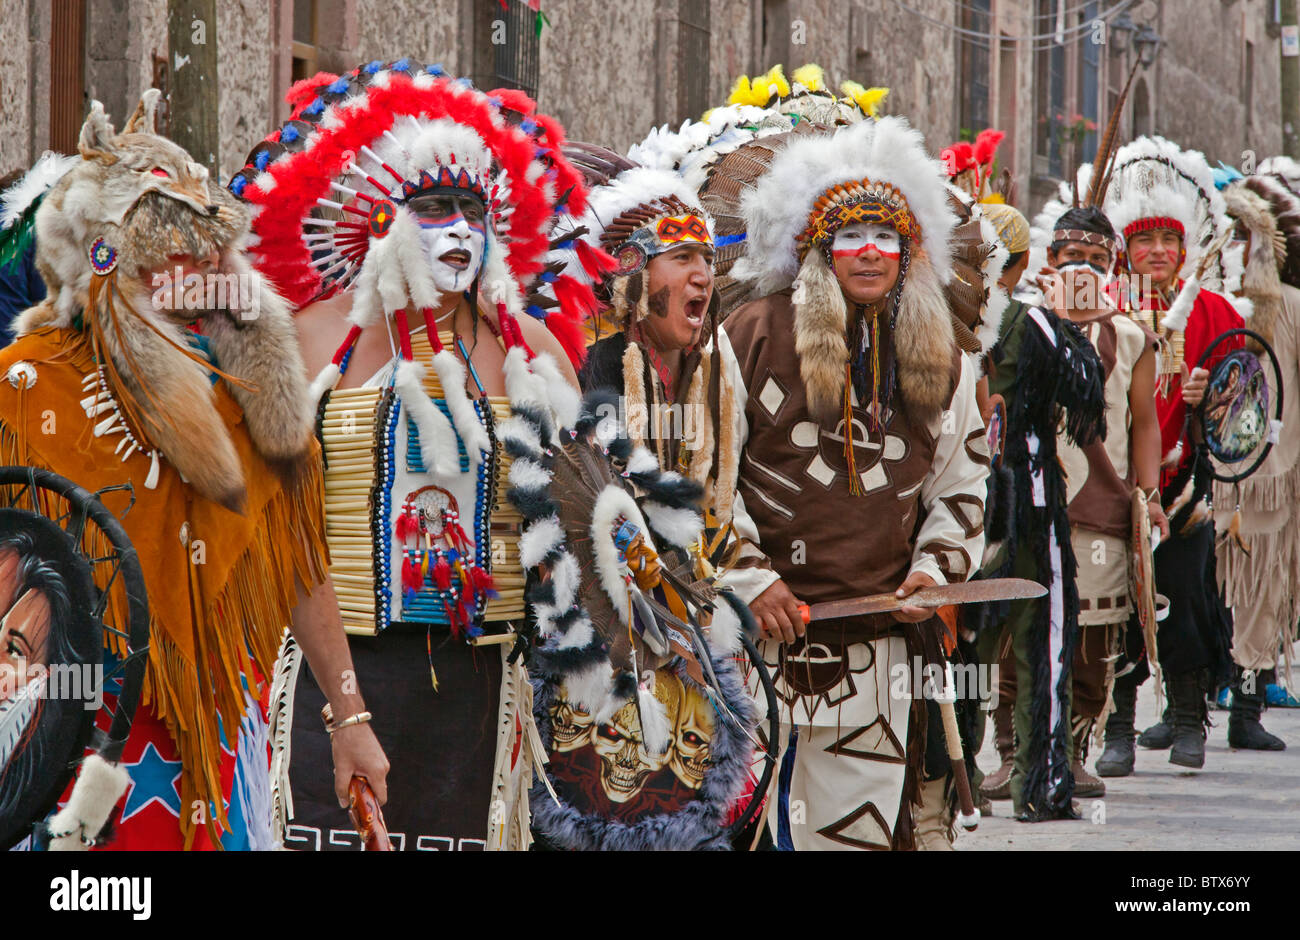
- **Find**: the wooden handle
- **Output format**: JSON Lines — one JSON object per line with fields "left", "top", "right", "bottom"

{"left": 348, "top": 775, "right": 391, "bottom": 851}
{"left": 938, "top": 699, "right": 979, "bottom": 831}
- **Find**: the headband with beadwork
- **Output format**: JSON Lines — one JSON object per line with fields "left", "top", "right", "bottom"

{"left": 798, "top": 180, "right": 919, "bottom": 258}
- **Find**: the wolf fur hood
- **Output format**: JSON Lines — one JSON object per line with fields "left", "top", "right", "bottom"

{"left": 17, "top": 90, "right": 314, "bottom": 509}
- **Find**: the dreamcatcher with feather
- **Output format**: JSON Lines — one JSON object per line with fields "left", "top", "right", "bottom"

{"left": 504, "top": 380, "right": 771, "bottom": 850}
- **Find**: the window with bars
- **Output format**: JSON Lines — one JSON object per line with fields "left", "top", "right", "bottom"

{"left": 959, "top": 0, "right": 991, "bottom": 136}
{"left": 489, "top": 0, "right": 540, "bottom": 98}
{"left": 1078, "top": 1, "right": 1100, "bottom": 162}
{"left": 1033, "top": 0, "right": 1067, "bottom": 177}
{"left": 677, "top": 0, "right": 710, "bottom": 122}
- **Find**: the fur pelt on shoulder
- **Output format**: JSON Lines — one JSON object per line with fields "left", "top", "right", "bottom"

{"left": 21, "top": 90, "right": 315, "bottom": 506}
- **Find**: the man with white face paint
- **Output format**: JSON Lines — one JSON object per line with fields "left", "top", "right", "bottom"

{"left": 410, "top": 191, "right": 487, "bottom": 294}
{"left": 242, "top": 62, "right": 587, "bottom": 852}
{"left": 720, "top": 118, "right": 989, "bottom": 850}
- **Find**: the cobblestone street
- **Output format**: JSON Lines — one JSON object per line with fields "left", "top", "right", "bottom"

{"left": 958, "top": 661, "right": 1300, "bottom": 850}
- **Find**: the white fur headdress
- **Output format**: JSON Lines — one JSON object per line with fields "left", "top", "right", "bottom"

{"left": 1259, "top": 156, "right": 1300, "bottom": 196}
{"left": 1102, "top": 136, "right": 1228, "bottom": 279}
{"left": 732, "top": 116, "right": 956, "bottom": 296}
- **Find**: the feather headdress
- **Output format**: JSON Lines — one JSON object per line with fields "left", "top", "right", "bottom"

{"left": 733, "top": 116, "right": 958, "bottom": 427}
{"left": 232, "top": 59, "right": 591, "bottom": 367}
{"left": 734, "top": 116, "right": 956, "bottom": 294}
{"left": 1102, "top": 135, "right": 1229, "bottom": 281}
{"left": 726, "top": 62, "right": 889, "bottom": 125}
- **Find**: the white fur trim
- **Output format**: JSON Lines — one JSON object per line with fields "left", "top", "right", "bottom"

{"left": 347, "top": 251, "right": 384, "bottom": 329}
{"left": 640, "top": 501, "right": 703, "bottom": 549}
{"left": 972, "top": 205, "right": 1012, "bottom": 357}
{"left": 707, "top": 597, "right": 743, "bottom": 656}
{"left": 548, "top": 550, "right": 581, "bottom": 610}
{"left": 591, "top": 486, "right": 658, "bottom": 627}
{"left": 394, "top": 358, "right": 459, "bottom": 477}
{"left": 529, "top": 352, "right": 580, "bottom": 430}
{"left": 733, "top": 116, "right": 957, "bottom": 294}
{"left": 497, "top": 414, "right": 542, "bottom": 454}
{"left": 627, "top": 447, "right": 660, "bottom": 475}
{"left": 553, "top": 609, "right": 595, "bottom": 651}
{"left": 519, "top": 515, "right": 564, "bottom": 568}
{"left": 507, "top": 456, "right": 553, "bottom": 491}
{"left": 564, "top": 661, "right": 619, "bottom": 723}
{"left": 46, "top": 754, "right": 130, "bottom": 851}
{"left": 1161, "top": 273, "right": 1199, "bottom": 332}
{"left": 308, "top": 361, "right": 341, "bottom": 405}
{"left": 431, "top": 349, "right": 490, "bottom": 460}
{"left": 0, "top": 152, "right": 77, "bottom": 229}
{"left": 638, "top": 685, "right": 671, "bottom": 756}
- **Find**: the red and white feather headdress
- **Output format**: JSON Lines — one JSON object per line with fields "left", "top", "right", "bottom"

{"left": 231, "top": 59, "right": 595, "bottom": 368}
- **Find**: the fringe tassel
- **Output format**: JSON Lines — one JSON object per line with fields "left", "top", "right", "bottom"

{"left": 142, "top": 460, "right": 329, "bottom": 849}
{"left": 843, "top": 364, "right": 863, "bottom": 496}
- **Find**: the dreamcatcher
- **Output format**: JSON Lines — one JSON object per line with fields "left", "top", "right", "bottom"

{"left": 506, "top": 389, "right": 778, "bottom": 849}
{"left": 0, "top": 466, "right": 148, "bottom": 850}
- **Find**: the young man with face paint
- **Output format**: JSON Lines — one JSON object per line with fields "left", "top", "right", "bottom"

{"left": 1029, "top": 207, "right": 1167, "bottom": 790}
{"left": 1101, "top": 137, "right": 1244, "bottom": 770}
{"left": 719, "top": 118, "right": 990, "bottom": 850}
{"left": 965, "top": 202, "right": 1109, "bottom": 819}
{"left": 570, "top": 155, "right": 738, "bottom": 526}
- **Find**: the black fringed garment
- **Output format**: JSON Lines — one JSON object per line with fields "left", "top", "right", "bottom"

{"left": 979, "top": 300, "right": 1106, "bottom": 820}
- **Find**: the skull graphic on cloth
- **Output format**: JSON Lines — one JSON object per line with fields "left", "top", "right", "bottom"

{"left": 592, "top": 700, "right": 671, "bottom": 803}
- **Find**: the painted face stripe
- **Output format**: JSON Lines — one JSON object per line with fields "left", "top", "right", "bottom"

{"left": 832, "top": 244, "right": 901, "bottom": 260}
{"left": 416, "top": 212, "right": 486, "bottom": 235}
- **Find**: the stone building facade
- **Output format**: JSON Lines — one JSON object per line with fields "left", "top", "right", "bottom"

{"left": 0, "top": 0, "right": 1291, "bottom": 219}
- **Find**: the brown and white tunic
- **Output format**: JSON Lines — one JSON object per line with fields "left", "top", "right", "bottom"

{"left": 719, "top": 292, "right": 990, "bottom": 727}
{"left": 1057, "top": 310, "right": 1158, "bottom": 625}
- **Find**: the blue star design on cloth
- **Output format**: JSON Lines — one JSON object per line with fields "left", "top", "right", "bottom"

{"left": 119, "top": 742, "right": 183, "bottom": 822}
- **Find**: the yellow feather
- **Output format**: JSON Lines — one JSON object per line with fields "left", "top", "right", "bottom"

{"left": 840, "top": 81, "right": 890, "bottom": 119}
{"left": 862, "top": 87, "right": 890, "bottom": 118}
{"left": 761, "top": 64, "right": 791, "bottom": 100}
{"left": 727, "top": 74, "right": 754, "bottom": 107}
{"left": 791, "top": 63, "right": 826, "bottom": 93}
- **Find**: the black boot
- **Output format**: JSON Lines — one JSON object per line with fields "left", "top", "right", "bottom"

{"left": 1097, "top": 672, "right": 1137, "bottom": 777}
{"left": 1137, "top": 681, "right": 1173, "bottom": 750}
{"left": 1228, "top": 668, "right": 1286, "bottom": 750}
{"left": 1168, "top": 670, "right": 1208, "bottom": 769}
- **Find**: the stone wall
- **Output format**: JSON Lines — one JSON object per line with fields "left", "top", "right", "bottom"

{"left": 2, "top": 0, "right": 1289, "bottom": 197}
{"left": 216, "top": 1, "right": 276, "bottom": 180}
{"left": 0, "top": 0, "right": 33, "bottom": 175}
{"left": 1152, "top": 0, "right": 1283, "bottom": 167}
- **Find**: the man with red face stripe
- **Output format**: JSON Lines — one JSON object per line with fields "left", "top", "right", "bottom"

{"left": 719, "top": 118, "right": 990, "bottom": 850}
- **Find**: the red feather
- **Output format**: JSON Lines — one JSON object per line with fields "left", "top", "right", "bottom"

{"left": 575, "top": 240, "right": 618, "bottom": 279}
{"left": 401, "top": 553, "right": 421, "bottom": 593}
{"left": 974, "top": 129, "right": 1005, "bottom": 168}
{"left": 286, "top": 73, "right": 339, "bottom": 116}
{"left": 542, "top": 303, "right": 588, "bottom": 368}
{"left": 240, "top": 70, "right": 572, "bottom": 317}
